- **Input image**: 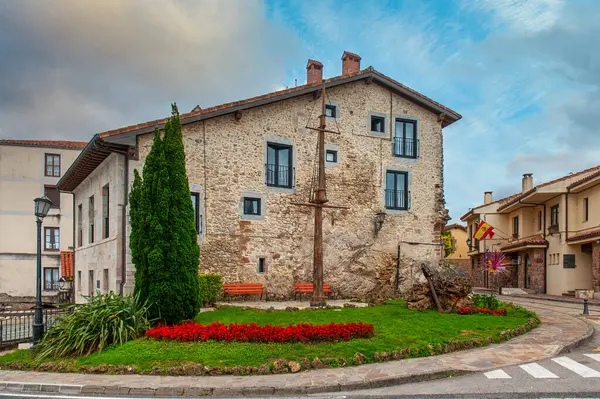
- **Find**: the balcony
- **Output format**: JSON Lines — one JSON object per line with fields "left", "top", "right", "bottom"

{"left": 393, "top": 137, "right": 419, "bottom": 158}
{"left": 265, "top": 164, "right": 294, "bottom": 188}
{"left": 385, "top": 189, "right": 410, "bottom": 210}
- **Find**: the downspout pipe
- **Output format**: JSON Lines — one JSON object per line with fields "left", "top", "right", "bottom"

{"left": 119, "top": 154, "right": 129, "bottom": 296}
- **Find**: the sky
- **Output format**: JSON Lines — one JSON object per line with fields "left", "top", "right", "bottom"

{"left": 1, "top": 0, "right": 599, "bottom": 221}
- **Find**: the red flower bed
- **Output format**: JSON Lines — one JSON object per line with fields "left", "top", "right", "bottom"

{"left": 146, "top": 321, "right": 374, "bottom": 343}
{"left": 457, "top": 307, "right": 507, "bottom": 316}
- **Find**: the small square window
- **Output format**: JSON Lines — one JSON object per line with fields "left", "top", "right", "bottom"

{"left": 326, "top": 150, "right": 337, "bottom": 163}
{"left": 371, "top": 116, "right": 385, "bottom": 133}
{"left": 258, "top": 258, "right": 266, "bottom": 273}
{"left": 243, "top": 197, "right": 261, "bottom": 215}
{"left": 325, "top": 104, "right": 337, "bottom": 118}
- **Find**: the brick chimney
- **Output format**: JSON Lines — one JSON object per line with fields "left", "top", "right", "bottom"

{"left": 484, "top": 191, "right": 493, "bottom": 205}
{"left": 522, "top": 173, "right": 533, "bottom": 193}
{"left": 306, "top": 59, "right": 323, "bottom": 85}
{"left": 341, "top": 51, "right": 361, "bottom": 75}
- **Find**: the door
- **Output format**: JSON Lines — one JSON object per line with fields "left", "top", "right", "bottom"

{"left": 524, "top": 255, "right": 531, "bottom": 289}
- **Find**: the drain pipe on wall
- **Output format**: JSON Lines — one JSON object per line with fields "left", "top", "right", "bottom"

{"left": 119, "top": 154, "right": 129, "bottom": 296}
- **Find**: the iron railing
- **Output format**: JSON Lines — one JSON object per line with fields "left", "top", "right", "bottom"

{"left": 393, "top": 137, "right": 419, "bottom": 158}
{"left": 265, "top": 164, "right": 294, "bottom": 188}
{"left": 0, "top": 308, "right": 69, "bottom": 349}
{"left": 385, "top": 189, "right": 410, "bottom": 210}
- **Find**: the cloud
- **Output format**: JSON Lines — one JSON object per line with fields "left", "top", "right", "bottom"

{"left": 0, "top": 0, "right": 305, "bottom": 140}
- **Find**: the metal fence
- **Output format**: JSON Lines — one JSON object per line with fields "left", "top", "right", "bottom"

{"left": 0, "top": 308, "right": 69, "bottom": 349}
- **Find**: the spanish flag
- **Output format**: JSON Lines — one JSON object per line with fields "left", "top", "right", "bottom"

{"left": 473, "top": 221, "right": 495, "bottom": 240}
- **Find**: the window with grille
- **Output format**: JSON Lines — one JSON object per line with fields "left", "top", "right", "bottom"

{"left": 393, "top": 119, "right": 418, "bottom": 158}
{"left": 77, "top": 204, "right": 83, "bottom": 247}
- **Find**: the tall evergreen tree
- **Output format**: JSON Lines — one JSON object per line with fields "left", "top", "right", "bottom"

{"left": 129, "top": 106, "right": 200, "bottom": 324}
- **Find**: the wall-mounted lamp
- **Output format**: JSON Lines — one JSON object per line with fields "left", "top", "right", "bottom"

{"left": 466, "top": 238, "right": 472, "bottom": 247}
{"left": 374, "top": 211, "right": 386, "bottom": 235}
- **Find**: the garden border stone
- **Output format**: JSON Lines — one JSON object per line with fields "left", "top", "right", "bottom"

{"left": 0, "top": 302, "right": 592, "bottom": 396}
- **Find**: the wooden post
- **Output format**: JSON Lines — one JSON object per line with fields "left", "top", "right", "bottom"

{"left": 311, "top": 85, "right": 328, "bottom": 307}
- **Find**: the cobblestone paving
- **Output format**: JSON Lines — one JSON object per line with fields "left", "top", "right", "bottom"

{"left": 0, "top": 299, "right": 593, "bottom": 396}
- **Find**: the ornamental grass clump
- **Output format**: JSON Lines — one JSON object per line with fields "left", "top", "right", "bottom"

{"left": 35, "top": 292, "right": 151, "bottom": 359}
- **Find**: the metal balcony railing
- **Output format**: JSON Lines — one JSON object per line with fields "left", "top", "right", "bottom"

{"left": 265, "top": 164, "right": 294, "bottom": 188}
{"left": 393, "top": 137, "right": 419, "bottom": 158}
{"left": 385, "top": 189, "right": 410, "bottom": 210}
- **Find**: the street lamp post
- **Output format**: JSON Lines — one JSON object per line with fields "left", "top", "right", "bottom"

{"left": 32, "top": 196, "right": 52, "bottom": 347}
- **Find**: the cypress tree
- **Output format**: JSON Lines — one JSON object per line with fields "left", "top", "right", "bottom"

{"left": 130, "top": 106, "right": 200, "bottom": 324}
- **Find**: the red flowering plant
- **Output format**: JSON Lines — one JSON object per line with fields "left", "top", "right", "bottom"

{"left": 145, "top": 321, "right": 374, "bottom": 343}
{"left": 459, "top": 250, "right": 510, "bottom": 315}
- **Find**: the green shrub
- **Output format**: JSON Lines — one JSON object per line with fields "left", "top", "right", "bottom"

{"left": 471, "top": 293, "right": 502, "bottom": 310}
{"left": 199, "top": 274, "right": 223, "bottom": 306}
{"left": 35, "top": 292, "right": 150, "bottom": 359}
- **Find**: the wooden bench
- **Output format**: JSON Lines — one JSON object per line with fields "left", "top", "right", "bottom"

{"left": 294, "top": 283, "right": 335, "bottom": 300}
{"left": 223, "top": 283, "right": 266, "bottom": 302}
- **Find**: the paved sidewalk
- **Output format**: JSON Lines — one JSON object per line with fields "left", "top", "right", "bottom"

{"left": 0, "top": 302, "right": 593, "bottom": 397}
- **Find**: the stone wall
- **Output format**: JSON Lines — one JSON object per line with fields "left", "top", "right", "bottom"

{"left": 593, "top": 242, "right": 600, "bottom": 292}
{"left": 135, "top": 80, "right": 446, "bottom": 299}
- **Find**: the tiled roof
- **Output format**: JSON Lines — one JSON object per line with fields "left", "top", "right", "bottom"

{"left": 60, "top": 251, "right": 74, "bottom": 279}
{"left": 444, "top": 223, "right": 466, "bottom": 231}
{"left": 99, "top": 67, "right": 461, "bottom": 140}
{"left": 497, "top": 165, "right": 600, "bottom": 211}
{"left": 568, "top": 169, "right": 600, "bottom": 189}
{"left": 501, "top": 234, "right": 548, "bottom": 251}
{"left": 0, "top": 139, "right": 87, "bottom": 150}
{"left": 460, "top": 193, "right": 521, "bottom": 221}
{"left": 567, "top": 229, "right": 600, "bottom": 243}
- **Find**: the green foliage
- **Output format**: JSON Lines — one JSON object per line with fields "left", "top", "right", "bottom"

{"left": 130, "top": 104, "right": 200, "bottom": 324}
{"left": 34, "top": 293, "right": 150, "bottom": 359}
{"left": 2, "top": 301, "right": 535, "bottom": 371}
{"left": 441, "top": 230, "right": 454, "bottom": 257}
{"left": 198, "top": 274, "right": 223, "bottom": 306}
{"left": 471, "top": 293, "right": 502, "bottom": 310}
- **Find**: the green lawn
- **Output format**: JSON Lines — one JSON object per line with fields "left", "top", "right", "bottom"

{"left": 0, "top": 300, "right": 537, "bottom": 372}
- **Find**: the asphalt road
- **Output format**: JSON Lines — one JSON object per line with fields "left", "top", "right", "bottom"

{"left": 1, "top": 297, "right": 598, "bottom": 399}
{"left": 330, "top": 296, "right": 600, "bottom": 399}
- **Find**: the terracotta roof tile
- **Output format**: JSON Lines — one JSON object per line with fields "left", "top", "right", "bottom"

{"left": 460, "top": 193, "right": 522, "bottom": 221}
{"left": 444, "top": 223, "right": 467, "bottom": 231}
{"left": 99, "top": 67, "right": 461, "bottom": 140}
{"left": 496, "top": 165, "right": 600, "bottom": 212}
{"left": 501, "top": 234, "right": 548, "bottom": 251}
{"left": 567, "top": 229, "right": 600, "bottom": 242}
{"left": 60, "top": 251, "right": 74, "bottom": 279}
{"left": 0, "top": 139, "right": 87, "bottom": 150}
{"left": 568, "top": 169, "right": 600, "bottom": 189}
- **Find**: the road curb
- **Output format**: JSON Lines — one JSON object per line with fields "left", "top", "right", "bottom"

{"left": 0, "top": 304, "right": 594, "bottom": 397}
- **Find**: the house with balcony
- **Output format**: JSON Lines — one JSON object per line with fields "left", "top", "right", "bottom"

{"left": 0, "top": 140, "right": 85, "bottom": 305}
{"left": 461, "top": 166, "right": 600, "bottom": 296}
{"left": 57, "top": 51, "right": 462, "bottom": 302}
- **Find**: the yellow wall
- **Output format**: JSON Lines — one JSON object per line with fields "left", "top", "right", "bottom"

{"left": 445, "top": 227, "right": 468, "bottom": 259}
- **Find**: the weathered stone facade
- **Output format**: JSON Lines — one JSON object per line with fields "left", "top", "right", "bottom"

{"left": 135, "top": 80, "right": 447, "bottom": 299}
{"left": 593, "top": 242, "right": 600, "bottom": 292}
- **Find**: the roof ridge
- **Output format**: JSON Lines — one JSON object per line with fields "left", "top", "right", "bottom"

{"left": 99, "top": 67, "right": 461, "bottom": 139}
{"left": 0, "top": 139, "right": 88, "bottom": 149}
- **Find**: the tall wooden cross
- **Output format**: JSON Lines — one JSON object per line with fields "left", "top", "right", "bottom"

{"left": 292, "top": 84, "right": 348, "bottom": 307}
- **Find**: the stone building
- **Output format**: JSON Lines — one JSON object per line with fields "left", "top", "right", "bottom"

{"left": 58, "top": 52, "right": 461, "bottom": 302}
{"left": 461, "top": 166, "right": 600, "bottom": 296}
{"left": 0, "top": 140, "right": 85, "bottom": 304}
